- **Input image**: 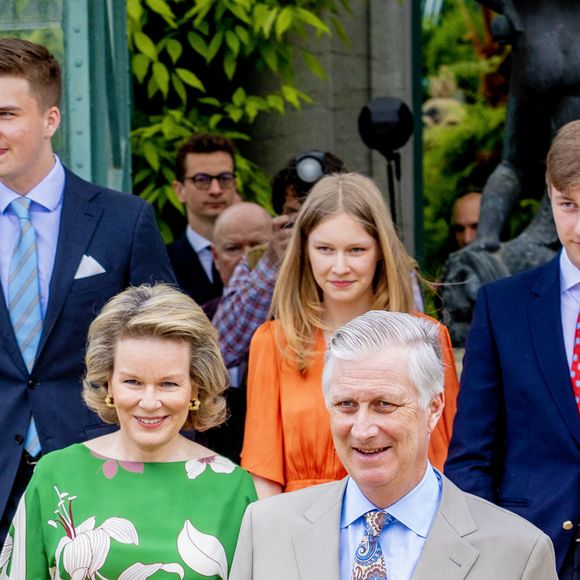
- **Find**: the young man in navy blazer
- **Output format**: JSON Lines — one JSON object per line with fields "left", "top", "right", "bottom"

{"left": 0, "top": 38, "right": 175, "bottom": 541}
{"left": 446, "top": 120, "right": 580, "bottom": 579}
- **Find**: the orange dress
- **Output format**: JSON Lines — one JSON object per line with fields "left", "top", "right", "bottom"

{"left": 241, "top": 314, "right": 459, "bottom": 492}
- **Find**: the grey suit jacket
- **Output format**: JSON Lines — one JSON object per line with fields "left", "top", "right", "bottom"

{"left": 230, "top": 475, "right": 557, "bottom": 580}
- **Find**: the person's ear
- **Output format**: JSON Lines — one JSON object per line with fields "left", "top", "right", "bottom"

{"left": 44, "top": 106, "right": 61, "bottom": 138}
{"left": 173, "top": 180, "right": 187, "bottom": 203}
{"left": 426, "top": 392, "right": 445, "bottom": 433}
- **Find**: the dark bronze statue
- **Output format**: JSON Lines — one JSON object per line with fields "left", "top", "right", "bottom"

{"left": 441, "top": 0, "right": 580, "bottom": 346}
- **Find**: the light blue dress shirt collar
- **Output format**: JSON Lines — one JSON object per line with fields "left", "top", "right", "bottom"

{"left": 559, "top": 248, "right": 580, "bottom": 293}
{"left": 559, "top": 249, "right": 580, "bottom": 369}
{"left": 341, "top": 464, "right": 440, "bottom": 536}
{"left": 185, "top": 225, "right": 214, "bottom": 282}
{"left": 560, "top": 248, "right": 580, "bottom": 292}
{"left": 186, "top": 225, "right": 212, "bottom": 253}
{"left": 0, "top": 156, "right": 65, "bottom": 315}
{"left": 340, "top": 465, "right": 441, "bottom": 580}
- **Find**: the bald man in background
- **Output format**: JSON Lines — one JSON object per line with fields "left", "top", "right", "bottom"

{"left": 211, "top": 202, "right": 273, "bottom": 290}
{"left": 202, "top": 202, "right": 273, "bottom": 462}
{"left": 451, "top": 190, "right": 482, "bottom": 249}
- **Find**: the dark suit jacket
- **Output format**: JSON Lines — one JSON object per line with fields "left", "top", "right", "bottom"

{"left": 167, "top": 233, "right": 223, "bottom": 305}
{"left": 0, "top": 169, "right": 176, "bottom": 520}
{"left": 445, "top": 255, "right": 580, "bottom": 572}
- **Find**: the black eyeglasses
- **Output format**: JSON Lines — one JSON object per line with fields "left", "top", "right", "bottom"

{"left": 183, "top": 172, "right": 236, "bottom": 190}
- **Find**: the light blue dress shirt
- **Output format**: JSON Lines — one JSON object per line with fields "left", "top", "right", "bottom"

{"left": 186, "top": 225, "right": 214, "bottom": 282}
{"left": 0, "top": 157, "right": 65, "bottom": 316}
{"left": 558, "top": 249, "right": 580, "bottom": 369}
{"left": 339, "top": 465, "right": 442, "bottom": 580}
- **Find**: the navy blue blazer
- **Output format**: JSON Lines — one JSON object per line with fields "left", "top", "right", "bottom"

{"left": 166, "top": 233, "right": 223, "bottom": 306}
{"left": 445, "top": 254, "right": 580, "bottom": 572}
{"left": 0, "top": 169, "right": 176, "bottom": 520}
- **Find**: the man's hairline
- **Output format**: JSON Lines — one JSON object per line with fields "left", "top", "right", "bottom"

{"left": 324, "top": 345, "right": 426, "bottom": 402}
{"left": 0, "top": 72, "right": 60, "bottom": 113}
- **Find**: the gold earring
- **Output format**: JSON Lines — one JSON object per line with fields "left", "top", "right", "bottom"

{"left": 105, "top": 395, "right": 115, "bottom": 408}
{"left": 189, "top": 399, "right": 201, "bottom": 411}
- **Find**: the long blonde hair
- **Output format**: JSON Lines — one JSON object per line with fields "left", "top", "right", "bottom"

{"left": 272, "top": 172, "right": 415, "bottom": 372}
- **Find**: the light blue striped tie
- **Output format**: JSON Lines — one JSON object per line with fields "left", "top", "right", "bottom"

{"left": 8, "top": 197, "right": 42, "bottom": 457}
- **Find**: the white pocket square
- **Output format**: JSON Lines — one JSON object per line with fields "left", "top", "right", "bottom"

{"left": 74, "top": 255, "right": 106, "bottom": 279}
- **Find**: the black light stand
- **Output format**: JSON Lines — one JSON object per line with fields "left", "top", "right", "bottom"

{"left": 358, "top": 97, "right": 414, "bottom": 226}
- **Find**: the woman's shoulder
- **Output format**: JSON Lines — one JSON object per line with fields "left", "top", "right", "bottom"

{"left": 413, "top": 310, "right": 447, "bottom": 331}
{"left": 253, "top": 319, "right": 280, "bottom": 337}
{"left": 28, "top": 443, "right": 90, "bottom": 483}
{"left": 184, "top": 453, "right": 257, "bottom": 493}
{"left": 250, "top": 320, "right": 284, "bottom": 349}
{"left": 413, "top": 311, "right": 442, "bottom": 327}
{"left": 37, "top": 442, "right": 87, "bottom": 465}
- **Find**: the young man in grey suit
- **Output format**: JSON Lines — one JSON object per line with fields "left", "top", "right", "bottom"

{"left": 231, "top": 311, "right": 557, "bottom": 580}
{"left": 0, "top": 38, "right": 175, "bottom": 541}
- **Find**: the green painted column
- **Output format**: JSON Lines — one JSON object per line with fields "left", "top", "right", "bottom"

{"left": 62, "top": 0, "right": 92, "bottom": 180}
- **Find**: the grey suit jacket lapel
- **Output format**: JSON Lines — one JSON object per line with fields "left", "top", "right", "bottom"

{"left": 412, "top": 476, "right": 479, "bottom": 580}
{"left": 38, "top": 172, "right": 104, "bottom": 357}
{"left": 293, "top": 479, "right": 346, "bottom": 580}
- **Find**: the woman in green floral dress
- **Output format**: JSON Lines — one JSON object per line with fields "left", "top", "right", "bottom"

{"left": 0, "top": 284, "right": 257, "bottom": 579}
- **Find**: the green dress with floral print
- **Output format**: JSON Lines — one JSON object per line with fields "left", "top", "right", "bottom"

{"left": 0, "top": 443, "right": 257, "bottom": 579}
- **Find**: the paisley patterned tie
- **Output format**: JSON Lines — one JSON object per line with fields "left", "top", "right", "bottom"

{"left": 351, "top": 510, "right": 392, "bottom": 580}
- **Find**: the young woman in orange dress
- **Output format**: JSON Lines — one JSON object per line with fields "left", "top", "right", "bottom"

{"left": 241, "top": 172, "right": 459, "bottom": 498}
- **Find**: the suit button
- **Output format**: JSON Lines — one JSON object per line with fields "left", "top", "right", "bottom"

{"left": 563, "top": 521, "right": 574, "bottom": 531}
{"left": 14, "top": 434, "right": 24, "bottom": 445}
{"left": 27, "top": 379, "right": 37, "bottom": 389}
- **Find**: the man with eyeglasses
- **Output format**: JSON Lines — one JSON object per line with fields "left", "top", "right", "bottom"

{"left": 167, "top": 133, "right": 238, "bottom": 305}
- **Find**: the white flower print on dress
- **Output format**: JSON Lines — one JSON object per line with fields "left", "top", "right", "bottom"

{"left": 49, "top": 486, "right": 138, "bottom": 580}
{"left": 177, "top": 520, "right": 229, "bottom": 579}
{"left": 185, "top": 455, "right": 236, "bottom": 480}
{"left": 118, "top": 561, "right": 185, "bottom": 579}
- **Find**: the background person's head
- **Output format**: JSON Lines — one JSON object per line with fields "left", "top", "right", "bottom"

{"left": 172, "top": 134, "right": 237, "bottom": 236}
{"left": 83, "top": 284, "right": 228, "bottom": 433}
{"left": 322, "top": 311, "right": 445, "bottom": 507}
{"left": 546, "top": 119, "right": 580, "bottom": 195}
{"left": 272, "top": 172, "right": 415, "bottom": 371}
{"left": 271, "top": 150, "right": 346, "bottom": 217}
{"left": 0, "top": 38, "right": 61, "bottom": 194}
{"left": 451, "top": 190, "right": 482, "bottom": 248}
{"left": 547, "top": 120, "right": 580, "bottom": 269}
{"left": 212, "top": 202, "right": 273, "bottom": 286}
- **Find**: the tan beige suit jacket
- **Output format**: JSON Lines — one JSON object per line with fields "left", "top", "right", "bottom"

{"left": 231, "top": 474, "right": 557, "bottom": 580}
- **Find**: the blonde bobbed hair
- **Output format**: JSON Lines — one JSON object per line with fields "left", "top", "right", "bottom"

{"left": 272, "top": 172, "right": 415, "bottom": 372}
{"left": 82, "top": 283, "right": 227, "bottom": 431}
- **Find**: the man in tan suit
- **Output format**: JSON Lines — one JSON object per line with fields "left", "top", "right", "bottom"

{"left": 231, "top": 312, "right": 557, "bottom": 580}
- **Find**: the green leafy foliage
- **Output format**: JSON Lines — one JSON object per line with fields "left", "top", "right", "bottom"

{"left": 423, "top": 104, "right": 505, "bottom": 273}
{"left": 128, "top": 0, "right": 348, "bottom": 240}
{"left": 421, "top": 0, "right": 510, "bottom": 277}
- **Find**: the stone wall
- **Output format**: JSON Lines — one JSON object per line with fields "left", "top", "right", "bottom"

{"left": 244, "top": 0, "right": 417, "bottom": 254}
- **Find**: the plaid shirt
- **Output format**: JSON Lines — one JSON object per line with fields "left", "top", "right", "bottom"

{"left": 212, "top": 252, "right": 278, "bottom": 368}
